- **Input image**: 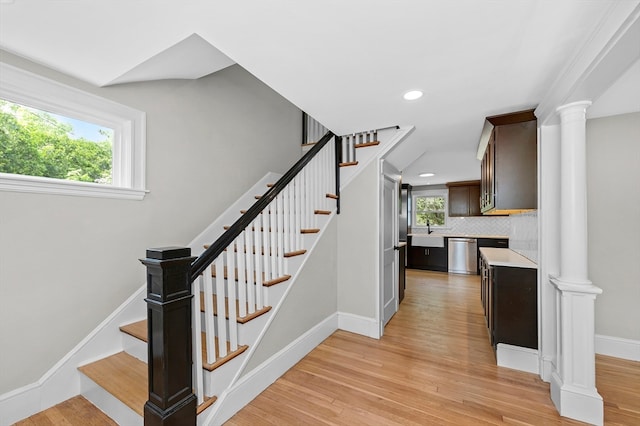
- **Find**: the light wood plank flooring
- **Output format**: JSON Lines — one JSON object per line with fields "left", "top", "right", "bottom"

{"left": 226, "top": 269, "right": 640, "bottom": 425}
{"left": 13, "top": 396, "right": 117, "bottom": 425}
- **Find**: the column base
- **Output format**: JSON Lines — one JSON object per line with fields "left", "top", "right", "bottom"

{"left": 551, "top": 371, "right": 603, "bottom": 425}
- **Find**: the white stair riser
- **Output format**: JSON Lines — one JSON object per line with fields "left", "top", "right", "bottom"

{"left": 79, "top": 374, "right": 142, "bottom": 426}
{"left": 203, "top": 352, "right": 246, "bottom": 399}
{"left": 122, "top": 332, "right": 147, "bottom": 363}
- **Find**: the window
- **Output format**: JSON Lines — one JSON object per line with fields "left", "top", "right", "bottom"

{"left": 0, "top": 62, "right": 147, "bottom": 200}
{"left": 414, "top": 194, "right": 446, "bottom": 227}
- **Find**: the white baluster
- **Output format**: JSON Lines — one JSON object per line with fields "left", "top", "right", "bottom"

{"left": 227, "top": 239, "right": 238, "bottom": 352}
{"left": 261, "top": 207, "right": 271, "bottom": 283}
{"left": 253, "top": 217, "right": 263, "bottom": 310}
{"left": 192, "top": 275, "right": 204, "bottom": 405}
{"left": 283, "top": 184, "right": 290, "bottom": 256}
{"left": 236, "top": 233, "right": 247, "bottom": 318}
{"left": 269, "top": 199, "right": 277, "bottom": 280}
{"left": 295, "top": 176, "right": 302, "bottom": 250}
{"left": 203, "top": 263, "right": 216, "bottom": 365}
{"left": 215, "top": 256, "right": 227, "bottom": 358}
{"left": 244, "top": 228, "right": 255, "bottom": 314}
{"left": 277, "top": 193, "right": 285, "bottom": 275}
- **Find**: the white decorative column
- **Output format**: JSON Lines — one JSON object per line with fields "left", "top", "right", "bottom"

{"left": 549, "top": 101, "right": 603, "bottom": 425}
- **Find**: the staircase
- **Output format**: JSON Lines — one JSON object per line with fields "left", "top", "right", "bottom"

{"left": 7, "top": 125, "right": 409, "bottom": 426}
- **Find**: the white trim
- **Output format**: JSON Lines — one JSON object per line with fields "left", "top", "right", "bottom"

{"left": 595, "top": 334, "right": 640, "bottom": 361}
{"left": 338, "top": 312, "right": 380, "bottom": 339}
{"left": 205, "top": 313, "right": 339, "bottom": 426}
{"left": 496, "top": 343, "right": 540, "bottom": 374}
{"left": 0, "top": 172, "right": 147, "bottom": 200}
{"left": 0, "top": 62, "right": 147, "bottom": 199}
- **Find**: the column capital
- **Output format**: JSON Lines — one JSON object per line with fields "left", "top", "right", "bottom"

{"left": 556, "top": 100, "right": 592, "bottom": 115}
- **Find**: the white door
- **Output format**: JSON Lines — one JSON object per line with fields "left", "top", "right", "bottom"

{"left": 382, "top": 166, "right": 399, "bottom": 327}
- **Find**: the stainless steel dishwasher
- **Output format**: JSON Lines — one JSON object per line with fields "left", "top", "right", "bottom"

{"left": 448, "top": 238, "right": 477, "bottom": 274}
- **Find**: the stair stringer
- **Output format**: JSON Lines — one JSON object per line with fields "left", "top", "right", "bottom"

{"left": 0, "top": 172, "right": 282, "bottom": 426}
{"left": 200, "top": 213, "right": 339, "bottom": 425}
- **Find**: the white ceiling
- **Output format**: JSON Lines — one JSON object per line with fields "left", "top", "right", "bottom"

{"left": 1, "top": 1, "right": 638, "bottom": 186}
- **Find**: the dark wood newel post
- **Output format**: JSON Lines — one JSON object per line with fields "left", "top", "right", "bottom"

{"left": 140, "top": 247, "right": 197, "bottom": 426}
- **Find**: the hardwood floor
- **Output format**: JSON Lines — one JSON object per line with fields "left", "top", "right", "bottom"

{"left": 13, "top": 396, "right": 116, "bottom": 425}
{"left": 226, "top": 269, "right": 640, "bottom": 425}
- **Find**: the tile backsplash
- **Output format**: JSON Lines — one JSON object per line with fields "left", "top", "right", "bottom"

{"left": 447, "top": 216, "right": 511, "bottom": 236}
{"left": 412, "top": 216, "right": 511, "bottom": 236}
{"left": 509, "top": 211, "right": 538, "bottom": 263}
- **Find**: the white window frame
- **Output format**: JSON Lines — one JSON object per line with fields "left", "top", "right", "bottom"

{"left": 0, "top": 62, "right": 147, "bottom": 200}
{"left": 412, "top": 189, "right": 448, "bottom": 229}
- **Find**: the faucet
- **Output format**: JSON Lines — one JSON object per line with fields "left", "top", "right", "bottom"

{"left": 427, "top": 221, "right": 433, "bottom": 234}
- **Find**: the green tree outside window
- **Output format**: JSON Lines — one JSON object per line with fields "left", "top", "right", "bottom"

{"left": 415, "top": 195, "right": 445, "bottom": 226}
{"left": 0, "top": 99, "right": 113, "bottom": 184}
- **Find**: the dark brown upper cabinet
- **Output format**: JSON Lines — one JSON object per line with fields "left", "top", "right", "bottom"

{"left": 447, "top": 180, "right": 481, "bottom": 217}
{"left": 478, "top": 109, "right": 537, "bottom": 215}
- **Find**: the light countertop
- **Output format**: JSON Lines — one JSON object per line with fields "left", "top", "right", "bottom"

{"left": 408, "top": 233, "right": 509, "bottom": 239}
{"left": 479, "top": 247, "right": 537, "bottom": 269}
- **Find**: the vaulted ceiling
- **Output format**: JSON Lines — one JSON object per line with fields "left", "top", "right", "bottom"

{"left": 1, "top": 1, "right": 638, "bottom": 185}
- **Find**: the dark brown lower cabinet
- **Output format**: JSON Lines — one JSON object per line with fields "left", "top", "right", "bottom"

{"left": 481, "top": 261, "right": 537, "bottom": 350}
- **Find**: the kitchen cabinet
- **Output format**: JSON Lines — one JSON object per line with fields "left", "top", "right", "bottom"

{"left": 476, "top": 238, "right": 508, "bottom": 274}
{"left": 447, "top": 181, "right": 481, "bottom": 217}
{"left": 398, "top": 244, "right": 406, "bottom": 303}
{"left": 479, "top": 109, "right": 537, "bottom": 215}
{"left": 407, "top": 237, "right": 448, "bottom": 272}
{"left": 480, "top": 250, "right": 537, "bottom": 350}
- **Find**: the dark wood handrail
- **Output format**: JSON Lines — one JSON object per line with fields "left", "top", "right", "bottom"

{"left": 189, "top": 130, "right": 336, "bottom": 282}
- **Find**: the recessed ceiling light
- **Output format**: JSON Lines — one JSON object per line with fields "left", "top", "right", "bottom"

{"left": 419, "top": 172, "right": 434, "bottom": 177}
{"left": 403, "top": 90, "right": 423, "bottom": 101}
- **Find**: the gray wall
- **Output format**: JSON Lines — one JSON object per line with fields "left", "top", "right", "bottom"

{"left": 587, "top": 112, "right": 640, "bottom": 341}
{"left": 337, "top": 160, "right": 379, "bottom": 319}
{"left": 242, "top": 217, "right": 338, "bottom": 372}
{"left": 0, "top": 51, "right": 302, "bottom": 394}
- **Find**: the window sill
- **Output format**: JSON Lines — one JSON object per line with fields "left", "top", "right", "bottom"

{"left": 0, "top": 173, "right": 148, "bottom": 200}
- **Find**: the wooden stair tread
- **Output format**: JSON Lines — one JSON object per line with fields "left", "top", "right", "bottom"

{"left": 339, "top": 161, "right": 358, "bottom": 167}
{"left": 78, "top": 351, "right": 216, "bottom": 418}
{"left": 199, "top": 293, "right": 272, "bottom": 324}
{"left": 326, "top": 193, "right": 339, "bottom": 200}
{"left": 119, "top": 320, "right": 146, "bottom": 342}
{"left": 314, "top": 209, "right": 331, "bottom": 215}
{"left": 211, "top": 267, "right": 291, "bottom": 286}
{"left": 301, "top": 228, "right": 320, "bottom": 234}
{"left": 78, "top": 352, "right": 147, "bottom": 416}
{"left": 201, "top": 335, "right": 248, "bottom": 371}
{"left": 13, "top": 395, "right": 118, "bottom": 425}
{"left": 355, "top": 140, "right": 380, "bottom": 148}
{"left": 119, "top": 320, "right": 248, "bottom": 373}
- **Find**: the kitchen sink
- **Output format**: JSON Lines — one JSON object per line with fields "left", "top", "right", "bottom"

{"left": 411, "top": 235, "right": 445, "bottom": 247}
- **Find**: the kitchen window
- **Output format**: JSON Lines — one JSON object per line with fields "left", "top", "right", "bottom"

{"left": 0, "top": 62, "right": 147, "bottom": 200}
{"left": 414, "top": 193, "right": 447, "bottom": 227}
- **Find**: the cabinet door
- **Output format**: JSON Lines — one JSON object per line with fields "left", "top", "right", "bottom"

{"left": 407, "top": 246, "right": 428, "bottom": 268}
{"left": 481, "top": 132, "right": 496, "bottom": 213}
{"left": 492, "top": 266, "right": 538, "bottom": 349}
{"left": 449, "top": 186, "right": 470, "bottom": 217}
{"left": 469, "top": 184, "right": 481, "bottom": 216}
{"left": 425, "top": 246, "right": 448, "bottom": 271}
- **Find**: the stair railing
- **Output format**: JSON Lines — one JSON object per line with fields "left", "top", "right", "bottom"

{"left": 140, "top": 131, "right": 338, "bottom": 425}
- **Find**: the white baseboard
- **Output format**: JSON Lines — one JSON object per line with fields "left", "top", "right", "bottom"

{"left": 496, "top": 343, "right": 540, "bottom": 374}
{"left": 205, "top": 313, "right": 339, "bottom": 426}
{"left": 338, "top": 312, "right": 380, "bottom": 339}
{"left": 595, "top": 334, "right": 640, "bottom": 361}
